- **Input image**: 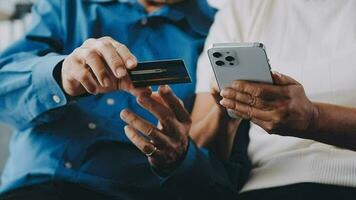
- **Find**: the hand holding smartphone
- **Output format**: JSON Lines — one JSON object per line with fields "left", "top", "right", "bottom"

{"left": 208, "top": 43, "right": 274, "bottom": 118}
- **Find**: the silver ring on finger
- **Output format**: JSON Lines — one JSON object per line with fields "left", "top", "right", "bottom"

{"left": 145, "top": 146, "right": 158, "bottom": 157}
{"left": 149, "top": 139, "right": 155, "bottom": 145}
{"left": 249, "top": 95, "right": 257, "bottom": 107}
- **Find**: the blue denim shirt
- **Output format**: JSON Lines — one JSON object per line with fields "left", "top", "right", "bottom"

{"left": 0, "top": 0, "right": 238, "bottom": 199}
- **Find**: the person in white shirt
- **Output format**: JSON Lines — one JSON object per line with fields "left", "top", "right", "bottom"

{"left": 123, "top": 0, "right": 356, "bottom": 199}
{"left": 193, "top": 0, "right": 356, "bottom": 199}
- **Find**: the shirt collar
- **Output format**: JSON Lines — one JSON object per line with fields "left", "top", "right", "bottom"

{"left": 145, "top": 0, "right": 216, "bottom": 36}
{"left": 83, "top": 0, "right": 185, "bottom": 21}
{"left": 83, "top": 0, "right": 216, "bottom": 36}
{"left": 118, "top": 0, "right": 186, "bottom": 22}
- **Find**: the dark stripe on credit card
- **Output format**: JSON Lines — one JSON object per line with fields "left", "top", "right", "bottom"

{"left": 128, "top": 59, "right": 191, "bottom": 87}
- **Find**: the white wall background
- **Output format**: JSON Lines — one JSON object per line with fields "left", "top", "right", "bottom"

{"left": 0, "top": 124, "right": 11, "bottom": 177}
{"left": 0, "top": 18, "right": 17, "bottom": 179}
{"left": 0, "top": 0, "right": 34, "bottom": 180}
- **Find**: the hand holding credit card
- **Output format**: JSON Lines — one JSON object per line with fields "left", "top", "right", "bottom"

{"left": 128, "top": 59, "right": 191, "bottom": 87}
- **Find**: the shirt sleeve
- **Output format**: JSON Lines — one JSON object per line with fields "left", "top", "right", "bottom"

{"left": 156, "top": 121, "right": 253, "bottom": 199}
{"left": 158, "top": 140, "right": 239, "bottom": 200}
{"left": 195, "top": 0, "right": 249, "bottom": 93}
{"left": 0, "top": 0, "right": 68, "bottom": 129}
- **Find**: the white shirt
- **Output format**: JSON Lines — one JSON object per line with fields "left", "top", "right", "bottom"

{"left": 196, "top": 0, "right": 356, "bottom": 192}
{"left": 207, "top": 0, "right": 229, "bottom": 9}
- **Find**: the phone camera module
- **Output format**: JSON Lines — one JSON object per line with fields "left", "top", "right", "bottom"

{"left": 216, "top": 60, "right": 225, "bottom": 66}
{"left": 225, "top": 56, "right": 235, "bottom": 62}
{"left": 213, "top": 52, "right": 222, "bottom": 58}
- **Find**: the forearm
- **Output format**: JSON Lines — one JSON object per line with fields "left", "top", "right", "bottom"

{"left": 190, "top": 105, "right": 241, "bottom": 160}
{"left": 190, "top": 105, "right": 225, "bottom": 147}
{"left": 305, "top": 102, "right": 356, "bottom": 150}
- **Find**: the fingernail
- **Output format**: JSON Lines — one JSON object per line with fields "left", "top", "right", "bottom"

{"left": 103, "top": 77, "right": 111, "bottom": 87}
{"left": 219, "top": 99, "right": 225, "bottom": 106}
{"left": 160, "top": 85, "right": 170, "bottom": 94}
{"left": 139, "top": 89, "right": 152, "bottom": 96}
{"left": 116, "top": 68, "right": 127, "bottom": 78}
{"left": 272, "top": 71, "right": 282, "bottom": 78}
{"left": 120, "top": 109, "right": 129, "bottom": 119}
{"left": 220, "top": 90, "right": 226, "bottom": 97}
{"left": 147, "top": 86, "right": 153, "bottom": 94}
{"left": 126, "top": 59, "right": 136, "bottom": 69}
{"left": 142, "top": 87, "right": 153, "bottom": 97}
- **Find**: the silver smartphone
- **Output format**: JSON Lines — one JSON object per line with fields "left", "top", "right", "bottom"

{"left": 208, "top": 43, "right": 274, "bottom": 118}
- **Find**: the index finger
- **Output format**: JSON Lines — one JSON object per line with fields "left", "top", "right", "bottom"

{"left": 136, "top": 95, "right": 175, "bottom": 127}
{"left": 111, "top": 41, "right": 137, "bottom": 70}
{"left": 158, "top": 85, "right": 191, "bottom": 123}
{"left": 230, "top": 80, "right": 287, "bottom": 100}
{"left": 97, "top": 37, "right": 127, "bottom": 78}
{"left": 120, "top": 110, "right": 170, "bottom": 148}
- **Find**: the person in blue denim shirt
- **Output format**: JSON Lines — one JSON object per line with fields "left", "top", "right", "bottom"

{"left": 0, "top": 0, "right": 242, "bottom": 199}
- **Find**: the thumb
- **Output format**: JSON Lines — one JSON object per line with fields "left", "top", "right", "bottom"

{"left": 272, "top": 71, "right": 299, "bottom": 86}
{"left": 210, "top": 81, "right": 222, "bottom": 105}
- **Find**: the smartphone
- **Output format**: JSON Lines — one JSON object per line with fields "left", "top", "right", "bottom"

{"left": 208, "top": 43, "right": 273, "bottom": 118}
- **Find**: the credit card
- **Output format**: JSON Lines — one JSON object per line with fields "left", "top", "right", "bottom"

{"left": 128, "top": 59, "right": 191, "bottom": 87}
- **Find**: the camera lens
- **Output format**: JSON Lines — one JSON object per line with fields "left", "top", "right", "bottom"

{"left": 225, "top": 56, "right": 235, "bottom": 62}
{"left": 213, "top": 52, "right": 222, "bottom": 58}
{"left": 216, "top": 60, "right": 225, "bottom": 66}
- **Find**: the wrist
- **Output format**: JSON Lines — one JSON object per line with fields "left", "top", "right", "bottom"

{"left": 53, "top": 59, "right": 64, "bottom": 88}
{"left": 53, "top": 59, "right": 84, "bottom": 102}
{"left": 152, "top": 138, "right": 190, "bottom": 177}
{"left": 305, "top": 102, "right": 321, "bottom": 138}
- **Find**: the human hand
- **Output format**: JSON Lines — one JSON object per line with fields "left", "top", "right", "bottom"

{"left": 120, "top": 85, "right": 191, "bottom": 174}
{"left": 219, "top": 72, "right": 319, "bottom": 137}
{"left": 61, "top": 37, "right": 150, "bottom": 97}
{"left": 210, "top": 80, "right": 222, "bottom": 103}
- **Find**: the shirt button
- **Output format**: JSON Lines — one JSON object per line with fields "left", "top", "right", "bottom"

{"left": 64, "top": 162, "right": 72, "bottom": 169}
{"left": 141, "top": 18, "right": 148, "bottom": 25}
{"left": 52, "top": 95, "right": 61, "bottom": 104}
{"left": 88, "top": 122, "right": 97, "bottom": 130}
{"left": 106, "top": 98, "right": 115, "bottom": 106}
